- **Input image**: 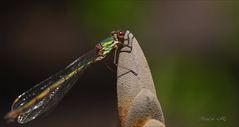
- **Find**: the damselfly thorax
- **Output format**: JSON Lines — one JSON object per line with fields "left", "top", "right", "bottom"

{"left": 94, "top": 30, "right": 125, "bottom": 61}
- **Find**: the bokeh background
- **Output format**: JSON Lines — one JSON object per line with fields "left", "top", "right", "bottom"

{"left": 0, "top": 1, "right": 238, "bottom": 127}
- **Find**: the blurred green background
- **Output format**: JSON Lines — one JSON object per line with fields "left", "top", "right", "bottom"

{"left": 0, "top": 1, "right": 238, "bottom": 127}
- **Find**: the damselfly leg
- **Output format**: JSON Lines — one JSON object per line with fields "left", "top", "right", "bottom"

{"left": 112, "top": 31, "right": 138, "bottom": 76}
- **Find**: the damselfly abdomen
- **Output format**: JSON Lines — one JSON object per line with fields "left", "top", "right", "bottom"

{"left": 5, "top": 30, "right": 126, "bottom": 124}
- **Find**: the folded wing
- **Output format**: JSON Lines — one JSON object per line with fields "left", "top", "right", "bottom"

{"left": 5, "top": 48, "right": 98, "bottom": 124}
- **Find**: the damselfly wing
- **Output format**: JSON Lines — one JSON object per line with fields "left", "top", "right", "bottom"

{"left": 5, "top": 48, "right": 98, "bottom": 124}
{"left": 5, "top": 30, "right": 126, "bottom": 124}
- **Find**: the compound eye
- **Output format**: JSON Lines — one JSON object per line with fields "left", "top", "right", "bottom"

{"left": 118, "top": 31, "right": 125, "bottom": 39}
{"left": 119, "top": 31, "right": 125, "bottom": 36}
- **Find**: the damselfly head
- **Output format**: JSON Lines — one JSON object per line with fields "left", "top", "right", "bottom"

{"left": 111, "top": 30, "right": 125, "bottom": 43}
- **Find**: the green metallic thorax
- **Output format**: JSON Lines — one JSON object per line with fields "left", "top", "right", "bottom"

{"left": 99, "top": 37, "right": 115, "bottom": 56}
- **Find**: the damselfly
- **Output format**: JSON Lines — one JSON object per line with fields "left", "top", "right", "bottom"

{"left": 5, "top": 30, "right": 127, "bottom": 124}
